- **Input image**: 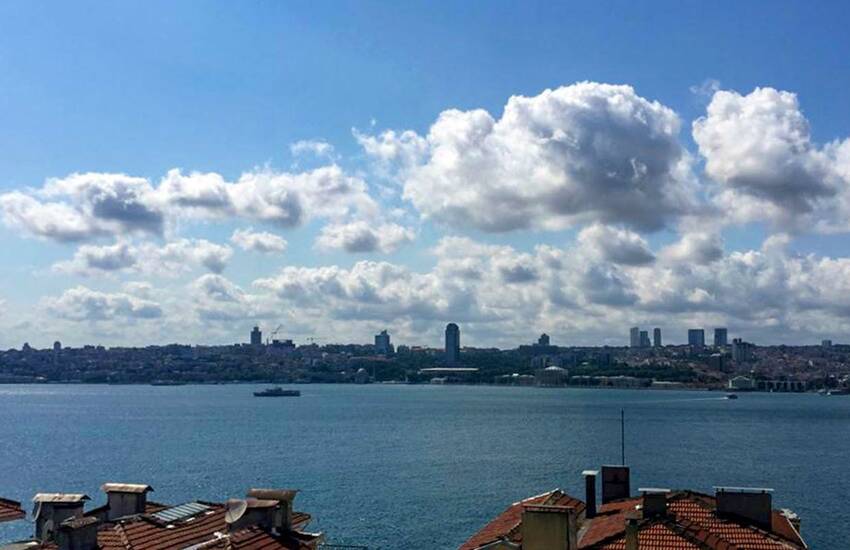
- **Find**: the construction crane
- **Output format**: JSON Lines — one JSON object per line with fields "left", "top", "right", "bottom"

{"left": 265, "top": 324, "right": 283, "bottom": 345}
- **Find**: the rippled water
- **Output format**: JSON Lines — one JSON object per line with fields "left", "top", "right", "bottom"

{"left": 0, "top": 384, "right": 847, "bottom": 548}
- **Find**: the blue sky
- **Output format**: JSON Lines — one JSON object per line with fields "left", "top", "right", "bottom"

{"left": 3, "top": 1, "right": 850, "bottom": 348}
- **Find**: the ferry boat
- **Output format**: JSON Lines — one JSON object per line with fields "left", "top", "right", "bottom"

{"left": 253, "top": 386, "right": 301, "bottom": 397}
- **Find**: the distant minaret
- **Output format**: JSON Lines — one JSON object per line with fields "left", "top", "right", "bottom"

{"left": 445, "top": 323, "right": 460, "bottom": 365}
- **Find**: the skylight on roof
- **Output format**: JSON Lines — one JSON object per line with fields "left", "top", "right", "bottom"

{"left": 151, "top": 502, "right": 211, "bottom": 524}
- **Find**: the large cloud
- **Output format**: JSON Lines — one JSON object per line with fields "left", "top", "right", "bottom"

{"left": 316, "top": 221, "right": 415, "bottom": 253}
{"left": 0, "top": 165, "right": 385, "bottom": 242}
{"left": 230, "top": 228, "right": 288, "bottom": 254}
{"left": 694, "top": 87, "right": 850, "bottom": 232}
{"left": 577, "top": 223, "right": 655, "bottom": 266}
{"left": 44, "top": 286, "right": 163, "bottom": 321}
{"left": 54, "top": 239, "right": 233, "bottom": 276}
{"left": 361, "top": 82, "right": 697, "bottom": 232}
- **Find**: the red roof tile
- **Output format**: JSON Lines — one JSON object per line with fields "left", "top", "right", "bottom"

{"left": 461, "top": 489, "right": 807, "bottom": 550}
{"left": 459, "top": 490, "right": 585, "bottom": 550}
{"left": 0, "top": 497, "right": 25, "bottom": 523}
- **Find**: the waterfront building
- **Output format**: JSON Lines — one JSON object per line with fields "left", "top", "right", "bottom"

{"left": 687, "top": 328, "right": 705, "bottom": 349}
{"left": 536, "top": 365, "right": 568, "bottom": 387}
{"left": 374, "top": 330, "right": 393, "bottom": 355}
{"left": 728, "top": 375, "right": 756, "bottom": 390}
{"left": 445, "top": 323, "right": 461, "bottom": 365}
{"left": 250, "top": 325, "right": 263, "bottom": 347}
{"left": 2, "top": 483, "right": 322, "bottom": 550}
{"left": 639, "top": 330, "right": 650, "bottom": 348}
{"left": 459, "top": 466, "right": 806, "bottom": 550}
{"left": 714, "top": 327, "right": 728, "bottom": 347}
{"left": 652, "top": 327, "right": 661, "bottom": 347}
{"left": 629, "top": 327, "right": 640, "bottom": 348}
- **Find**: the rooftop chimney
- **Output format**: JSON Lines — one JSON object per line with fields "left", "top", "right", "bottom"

{"left": 101, "top": 483, "right": 153, "bottom": 521}
{"left": 640, "top": 488, "right": 670, "bottom": 518}
{"left": 55, "top": 516, "right": 99, "bottom": 550}
{"left": 226, "top": 498, "right": 279, "bottom": 532}
{"left": 32, "top": 494, "right": 90, "bottom": 541}
{"left": 245, "top": 488, "right": 298, "bottom": 532}
{"left": 521, "top": 504, "right": 577, "bottom": 550}
{"left": 715, "top": 487, "right": 773, "bottom": 530}
{"left": 624, "top": 514, "right": 639, "bottom": 550}
{"left": 601, "top": 465, "right": 630, "bottom": 504}
{"left": 582, "top": 470, "right": 598, "bottom": 518}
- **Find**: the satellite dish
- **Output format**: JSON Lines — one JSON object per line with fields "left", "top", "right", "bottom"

{"left": 224, "top": 499, "right": 248, "bottom": 525}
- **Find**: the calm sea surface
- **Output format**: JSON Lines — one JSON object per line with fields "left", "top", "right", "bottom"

{"left": 0, "top": 384, "right": 847, "bottom": 548}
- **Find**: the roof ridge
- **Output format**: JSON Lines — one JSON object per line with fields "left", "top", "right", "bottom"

{"left": 667, "top": 516, "right": 741, "bottom": 550}
{"left": 513, "top": 488, "right": 560, "bottom": 506}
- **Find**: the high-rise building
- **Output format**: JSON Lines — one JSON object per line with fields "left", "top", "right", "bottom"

{"left": 822, "top": 339, "right": 833, "bottom": 348}
{"left": 653, "top": 328, "right": 662, "bottom": 347}
{"left": 375, "top": 330, "right": 393, "bottom": 355}
{"left": 445, "top": 323, "right": 460, "bottom": 364}
{"left": 639, "top": 331, "right": 650, "bottom": 348}
{"left": 629, "top": 327, "right": 640, "bottom": 348}
{"left": 250, "top": 326, "right": 262, "bottom": 347}
{"left": 714, "top": 328, "right": 728, "bottom": 347}
{"left": 732, "top": 338, "right": 754, "bottom": 362}
{"left": 688, "top": 329, "right": 705, "bottom": 349}
{"left": 537, "top": 333, "right": 550, "bottom": 346}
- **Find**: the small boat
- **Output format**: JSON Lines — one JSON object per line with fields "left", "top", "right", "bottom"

{"left": 725, "top": 393, "right": 738, "bottom": 400}
{"left": 150, "top": 380, "right": 187, "bottom": 386}
{"left": 254, "top": 386, "right": 300, "bottom": 397}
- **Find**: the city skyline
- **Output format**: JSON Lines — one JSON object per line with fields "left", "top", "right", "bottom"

{"left": 4, "top": 3, "right": 850, "bottom": 349}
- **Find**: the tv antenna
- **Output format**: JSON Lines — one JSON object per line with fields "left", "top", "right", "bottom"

{"left": 620, "top": 408, "right": 625, "bottom": 465}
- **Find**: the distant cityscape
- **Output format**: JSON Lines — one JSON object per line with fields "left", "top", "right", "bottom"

{"left": 1, "top": 323, "right": 848, "bottom": 393}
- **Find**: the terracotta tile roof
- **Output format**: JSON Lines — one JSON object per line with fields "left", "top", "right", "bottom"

{"left": 458, "top": 490, "right": 586, "bottom": 550}
{"left": 461, "top": 489, "right": 806, "bottom": 550}
{"left": 0, "top": 497, "right": 25, "bottom": 523}
{"left": 96, "top": 503, "right": 317, "bottom": 550}
{"left": 579, "top": 491, "right": 806, "bottom": 550}
{"left": 594, "top": 522, "right": 700, "bottom": 549}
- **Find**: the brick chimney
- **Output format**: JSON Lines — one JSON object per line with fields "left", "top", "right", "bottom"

{"left": 101, "top": 484, "right": 153, "bottom": 520}
{"left": 715, "top": 487, "right": 773, "bottom": 530}
{"left": 55, "top": 516, "right": 99, "bottom": 550}
{"left": 601, "top": 465, "right": 630, "bottom": 504}
{"left": 583, "top": 470, "right": 598, "bottom": 518}
{"left": 32, "top": 494, "right": 90, "bottom": 541}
